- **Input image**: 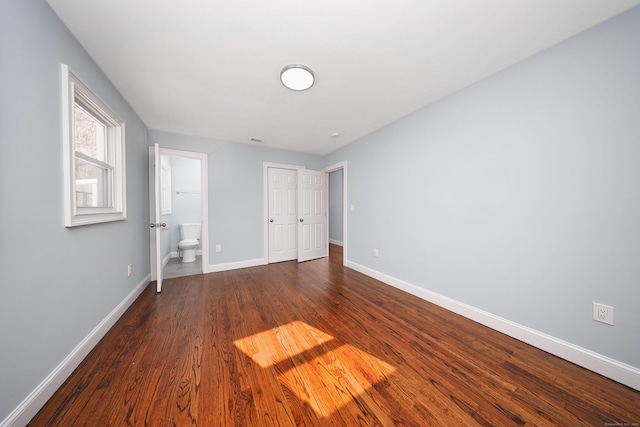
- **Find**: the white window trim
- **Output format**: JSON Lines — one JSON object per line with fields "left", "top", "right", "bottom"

{"left": 62, "top": 64, "right": 126, "bottom": 227}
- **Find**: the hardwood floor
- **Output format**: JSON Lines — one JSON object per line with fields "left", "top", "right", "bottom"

{"left": 30, "top": 245, "right": 639, "bottom": 426}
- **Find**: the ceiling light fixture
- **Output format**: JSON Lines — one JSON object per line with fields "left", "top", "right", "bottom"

{"left": 280, "top": 64, "right": 314, "bottom": 91}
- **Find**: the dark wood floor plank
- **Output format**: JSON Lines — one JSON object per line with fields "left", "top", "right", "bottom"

{"left": 29, "top": 245, "right": 640, "bottom": 426}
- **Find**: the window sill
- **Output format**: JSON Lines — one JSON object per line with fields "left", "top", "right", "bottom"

{"left": 65, "top": 210, "right": 127, "bottom": 227}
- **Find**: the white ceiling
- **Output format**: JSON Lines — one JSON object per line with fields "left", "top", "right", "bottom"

{"left": 47, "top": 0, "right": 639, "bottom": 155}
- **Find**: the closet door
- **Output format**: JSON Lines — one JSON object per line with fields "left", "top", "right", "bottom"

{"left": 297, "top": 169, "right": 328, "bottom": 262}
{"left": 267, "top": 167, "right": 298, "bottom": 262}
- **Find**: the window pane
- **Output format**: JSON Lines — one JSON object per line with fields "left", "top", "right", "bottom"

{"left": 75, "top": 158, "right": 112, "bottom": 208}
{"left": 74, "top": 103, "right": 108, "bottom": 163}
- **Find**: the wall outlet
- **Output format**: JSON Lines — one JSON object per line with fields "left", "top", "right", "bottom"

{"left": 592, "top": 303, "right": 614, "bottom": 325}
{"left": 127, "top": 264, "right": 133, "bottom": 277}
{"left": 350, "top": 204, "right": 355, "bottom": 212}
{"left": 215, "top": 244, "right": 221, "bottom": 252}
{"left": 373, "top": 248, "right": 379, "bottom": 257}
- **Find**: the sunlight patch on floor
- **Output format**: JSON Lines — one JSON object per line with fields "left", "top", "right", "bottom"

{"left": 234, "top": 320, "right": 335, "bottom": 368}
{"left": 234, "top": 321, "right": 396, "bottom": 419}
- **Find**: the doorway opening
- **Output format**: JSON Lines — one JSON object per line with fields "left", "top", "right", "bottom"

{"left": 324, "top": 161, "right": 348, "bottom": 266}
{"left": 150, "top": 147, "right": 209, "bottom": 284}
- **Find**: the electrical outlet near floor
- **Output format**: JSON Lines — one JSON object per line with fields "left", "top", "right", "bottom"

{"left": 127, "top": 264, "right": 132, "bottom": 277}
{"left": 215, "top": 244, "right": 221, "bottom": 252}
{"left": 592, "top": 302, "right": 614, "bottom": 326}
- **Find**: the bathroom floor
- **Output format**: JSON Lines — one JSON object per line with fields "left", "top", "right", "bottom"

{"left": 163, "top": 256, "right": 202, "bottom": 279}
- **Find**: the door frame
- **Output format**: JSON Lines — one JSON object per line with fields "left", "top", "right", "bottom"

{"left": 323, "top": 161, "right": 348, "bottom": 266}
{"left": 150, "top": 147, "right": 209, "bottom": 278}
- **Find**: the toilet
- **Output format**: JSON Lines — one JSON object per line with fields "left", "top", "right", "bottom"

{"left": 178, "top": 223, "right": 201, "bottom": 263}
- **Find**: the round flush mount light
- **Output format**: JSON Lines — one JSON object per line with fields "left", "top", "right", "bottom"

{"left": 280, "top": 64, "right": 315, "bottom": 91}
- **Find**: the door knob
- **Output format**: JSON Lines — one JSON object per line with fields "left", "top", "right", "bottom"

{"left": 270, "top": 219, "right": 274, "bottom": 223}
{"left": 299, "top": 218, "right": 304, "bottom": 222}
{"left": 150, "top": 223, "right": 155, "bottom": 228}
{"left": 161, "top": 223, "right": 166, "bottom": 228}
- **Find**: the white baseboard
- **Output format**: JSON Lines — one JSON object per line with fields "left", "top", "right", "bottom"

{"left": 329, "top": 239, "right": 343, "bottom": 246}
{"left": 346, "top": 260, "right": 640, "bottom": 391}
{"left": 209, "top": 258, "right": 267, "bottom": 273}
{"left": 1, "top": 275, "right": 151, "bottom": 427}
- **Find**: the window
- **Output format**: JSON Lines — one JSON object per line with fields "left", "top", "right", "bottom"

{"left": 62, "top": 64, "right": 126, "bottom": 226}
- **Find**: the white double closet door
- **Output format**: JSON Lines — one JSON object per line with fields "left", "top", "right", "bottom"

{"left": 268, "top": 167, "right": 328, "bottom": 263}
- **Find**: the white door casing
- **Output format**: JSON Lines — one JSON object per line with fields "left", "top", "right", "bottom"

{"left": 149, "top": 147, "right": 209, "bottom": 282}
{"left": 297, "top": 169, "right": 328, "bottom": 262}
{"left": 268, "top": 167, "right": 298, "bottom": 263}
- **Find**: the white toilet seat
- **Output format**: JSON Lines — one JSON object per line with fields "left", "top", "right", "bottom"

{"left": 179, "top": 239, "right": 199, "bottom": 247}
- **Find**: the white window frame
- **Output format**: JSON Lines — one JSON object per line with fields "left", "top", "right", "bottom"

{"left": 61, "top": 64, "right": 126, "bottom": 227}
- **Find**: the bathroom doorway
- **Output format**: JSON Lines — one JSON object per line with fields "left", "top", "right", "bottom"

{"left": 150, "top": 147, "right": 209, "bottom": 281}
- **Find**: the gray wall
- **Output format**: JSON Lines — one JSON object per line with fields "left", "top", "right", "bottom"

{"left": 0, "top": 0, "right": 151, "bottom": 421}
{"left": 325, "top": 7, "right": 640, "bottom": 368}
{"left": 148, "top": 130, "right": 324, "bottom": 266}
